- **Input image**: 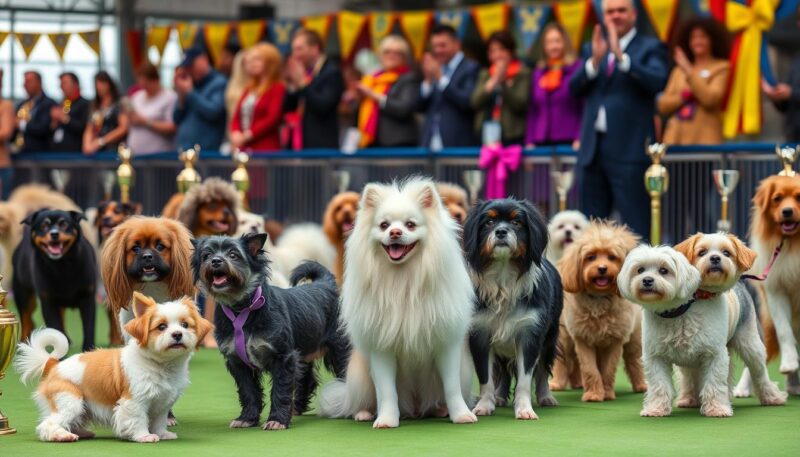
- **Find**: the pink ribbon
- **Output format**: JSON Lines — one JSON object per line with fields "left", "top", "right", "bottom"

{"left": 281, "top": 112, "right": 303, "bottom": 151}
{"left": 479, "top": 143, "right": 522, "bottom": 199}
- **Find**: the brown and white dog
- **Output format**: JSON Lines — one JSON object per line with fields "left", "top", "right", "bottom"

{"left": 15, "top": 292, "right": 211, "bottom": 442}
{"left": 436, "top": 182, "right": 470, "bottom": 225}
{"left": 176, "top": 177, "right": 240, "bottom": 238}
{"left": 322, "top": 191, "right": 360, "bottom": 284}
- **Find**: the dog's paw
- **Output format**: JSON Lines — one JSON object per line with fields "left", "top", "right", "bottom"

{"left": 262, "top": 421, "right": 287, "bottom": 431}
{"left": 451, "top": 411, "right": 478, "bottom": 424}
{"left": 581, "top": 391, "right": 604, "bottom": 402}
{"left": 604, "top": 390, "right": 616, "bottom": 401}
{"left": 732, "top": 386, "right": 751, "bottom": 398}
{"left": 159, "top": 431, "right": 178, "bottom": 440}
{"left": 73, "top": 428, "right": 95, "bottom": 439}
{"left": 372, "top": 415, "right": 399, "bottom": 429}
{"left": 515, "top": 407, "right": 539, "bottom": 420}
{"left": 229, "top": 419, "right": 257, "bottom": 428}
{"left": 549, "top": 381, "right": 567, "bottom": 391}
{"left": 676, "top": 397, "right": 700, "bottom": 408}
{"left": 787, "top": 384, "right": 800, "bottom": 396}
{"left": 134, "top": 433, "right": 160, "bottom": 443}
{"left": 354, "top": 410, "right": 374, "bottom": 422}
{"left": 758, "top": 385, "right": 788, "bottom": 406}
{"left": 538, "top": 395, "right": 559, "bottom": 407}
{"left": 632, "top": 383, "right": 647, "bottom": 394}
{"left": 701, "top": 403, "right": 733, "bottom": 418}
{"left": 640, "top": 407, "right": 671, "bottom": 417}
{"left": 779, "top": 358, "right": 799, "bottom": 375}
{"left": 472, "top": 399, "right": 495, "bottom": 416}
{"left": 166, "top": 415, "right": 177, "bottom": 427}
{"left": 494, "top": 397, "right": 508, "bottom": 407}
{"left": 50, "top": 431, "right": 80, "bottom": 442}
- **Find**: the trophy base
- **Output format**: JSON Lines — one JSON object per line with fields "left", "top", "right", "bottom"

{"left": 0, "top": 417, "right": 15, "bottom": 435}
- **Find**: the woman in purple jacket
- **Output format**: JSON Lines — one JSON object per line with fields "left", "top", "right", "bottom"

{"left": 525, "top": 23, "right": 583, "bottom": 150}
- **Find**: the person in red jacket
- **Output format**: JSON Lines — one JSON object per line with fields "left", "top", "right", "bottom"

{"left": 230, "top": 42, "right": 285, "bottom": 152}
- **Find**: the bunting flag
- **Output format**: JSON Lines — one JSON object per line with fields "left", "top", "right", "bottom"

{"left": 471, "top": 3, "right": 509, "bottom": 41}
{"left": 516, "top": 5, "right": 551, "bottom": 51}
{"left": 553, "top": 0, "right": 592, "bottom": 52}
{"left": 237, "top": 19, "right": 266, "bottom": 49}
{"left": 78, "top": 30, "right": 101, "bottom": 56}
{"left": 337, "top": 11, "right": 367, "bottom": 61}
{"left": 177, "top": 22, "right": 199, "bottom": 50}
{"left": 146, "top": 25, "right": 172, "bottom": 62}
{"left": 398, "top": 10, "right": 433, "bottom": 60}
{"left": 16, "top": 33, "right": 41, "bottom": 59}
{"left": 689, "top": 0, "right": 713, "bottom": 15}
{"left": 723, "top": 0, "right": 779, "bottom": 138}
{"left": 302, "top": 14, "right": 333, "bottom": 43}
{"left": 125, "top": 29, "right": 145, "bottom": 70}
{"left": 0, "top": 31, "right": 8, "bottom": 48}
{"left": 204, "top": 22, "right": 232, "bottom": 68}
{"left": 641, "top": 0, "right": 680, "bottom": 42}
{"left": 269, "top": 18, "right": 299, "bottom": 55}
{"left": 47, "top": 32, "right": 71, "bottom": 60}
{"left": 435, "top": 9, "right": 470, "bottom": 39}
{"left": 592, "top": 0, "right": 604, "bottom": 21}
{"left": 369, "top": 12, "right": 396, "bottom": 51}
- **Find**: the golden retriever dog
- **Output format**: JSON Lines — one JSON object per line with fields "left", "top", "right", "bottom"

{"left": 436, "top": 182, "right": 469, "bottom": 225}
{"left": 322, "top": 191, "right": 360, "bottom": 284}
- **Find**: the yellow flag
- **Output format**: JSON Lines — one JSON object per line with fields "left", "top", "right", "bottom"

{"left": 369, "top": 12, "right": 396, "bottom": 51}
{"left": 302, "top": 14, "right": 332, "bottom": 42}
{"left": 16, "top": 33, "right": 42, "bottom": 60}
{"left": 177, "top": 22, "right": 199, "bottom": 51}
{"left": 471, "top": 3, "right": 509, "bottom": 41}
{"left": 0, "top": 32, "right": 8, "bottom": 48}
{"left": 147, "top": 25, "right": 172, "bottom": 62}
{"left": 47, "top": 32, "right": 72, "bottom": 60}
{"left": 78, "top": 30, "right": 101, "bottom": 56}
{"left": 338, "top": 11, "right": 367, "bottom": 60}
{"left": 553, "top": 0, "right": 591, "bottom": 51}
{"left": 204, "top": 22, "right": 232, "bottom": 68}
{"left": 641, "top": 0, "right": 680, "bottom": 42}
{"left": 237, "top": 19, "right": 266, "bottom": 50}
{"left": 398, "top": 10, "right": 433, "bottom": 60}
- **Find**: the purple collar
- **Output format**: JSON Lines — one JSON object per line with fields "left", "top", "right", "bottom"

{"left": 220, "top": 286, "right": 266, "bottom": 369}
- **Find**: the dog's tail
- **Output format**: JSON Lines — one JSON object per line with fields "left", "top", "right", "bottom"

{"left": 289, "top": 260, "right": 336, "bottom": 287}
{"left": 318, "top": 350, "right": 374, "bottom": 419}
{"left": 14, "top": 328, "right": 68, "bottom": 385}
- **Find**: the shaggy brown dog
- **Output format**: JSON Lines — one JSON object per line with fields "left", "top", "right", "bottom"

{"left": 436, "top": 182, "right": 469, "bottom": 224}
{"left": 161, "top": 193, "right": 185, "bottom": 219}
{"left": 176, "top": 177, "right": 240, "bottom": 238}
{"left": 322, "top": 191, "right": 360, "bottom": 284}
{"left": 556, "top": 221, "right": 647, "bottom": 401}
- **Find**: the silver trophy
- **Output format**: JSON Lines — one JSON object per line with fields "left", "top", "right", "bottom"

{"left": 463, "top": 170, "right": 484, "bottom": 206}
{"left": 50, "top": 169, "right": 71, "bottom": 193}
{"left": 100, "top": 170, "right": 116, "bottom": 201}
{"left": 332, "top": 170, "right": 351, "bottom": 194}
{"left": 550, "top": 169, "right": 575, "bottom": 212}
{"left": 712, "top": 170, "right": 740, "bottom": 232}
{"left": 776, "top": 144, "right": 798, "bottom": 177}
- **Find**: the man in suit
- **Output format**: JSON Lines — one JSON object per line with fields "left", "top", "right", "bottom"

{"left": 173, "top": 47, "right": 227, "bottom": 151}
{"left": 420, "top": 24, "right": 480, "bottom": 149}
{"left": 50, "top": 72, "right": 90, "bottom": 152}
{"left": 569, "top": 0, "right": 668, "bottom": 241}
{"left": 764, "top": 55, "right": 800, "bottom": 142}
{"left": 284, "top": 28, "right": 344, "bottom": 149}
{"left": 15, "top": 71, "right": 56, "bottom": 153}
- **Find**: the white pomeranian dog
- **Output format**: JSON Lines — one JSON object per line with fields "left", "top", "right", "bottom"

{"left": 319, "top": 177, "right": 477, "bottom": 428}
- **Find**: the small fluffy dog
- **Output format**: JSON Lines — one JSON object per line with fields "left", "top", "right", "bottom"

{"left": 15, "top": 292, "right": 211, "bottom": 442}
{"left": 95, "top": 200, "right": 142, "bottom": 244}
{"left": 319, "top": 178, "right": 477, "bottom": 428}
{"left": 556, "top": 221, "right": 646, "bottom": 401}
{"left": 619, "top": 243, "right": 785, "bottom": 417}
{"left": 13, "top": 209, "right": 97, "bottom": 349}
{"left": 176, "top": 177, "right": 240, "bottom": 238}
{"left": 322, "top": 191, "right": 360, "bottom": 284}
{"left": 436, "top": 182, "right": 469, "bottom": 224}
{"left": 464, "top": 198, "right": 562, "bottom": 419}
{"left": 269, "top": 223, "right": 336, "bottom": 280}
{"left": 193, "top": 233, "right": 349, "bottom": 430}
{"left": 546, "top": 210, "right": 589, "bottom": 264}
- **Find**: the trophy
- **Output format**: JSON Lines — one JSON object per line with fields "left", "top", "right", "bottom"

{"left": 0, "top": 275, "right": 19, "bottom": 435}
{"left": 331, "top": 170, "right": 351, "bottom": 195}
{"left": 13, "top": 103, "right": 30, "bottom": 152}
{"left": 644, "top": 143, "right": 669, "bottom": 245}
{"left": 463, "top": 170, "right": 484, "bottom": 206}
{"left": 177, "top": 145, "right": 202, "bottom": 193}
{"left": 50, "top": 169, "right": 71, "bottom": 194}
{"left": 712, "top": 170, "right": 740, "bottom": 232}
{"left": 231, "top": 150, "right": 251, "bottom": 209}
{"left": 776, "top": 145, "right": 798, "bottom": 177}
{"left": 117, "top": 144, "right": 135, "bottom": 204}
{"left": 100, "top": 170, "right": 116, "bottom": 201}
{"left": 551, "top": 169, "right": 575, "bottom": 212}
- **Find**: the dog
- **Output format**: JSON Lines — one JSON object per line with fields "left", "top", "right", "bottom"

{"left": 619, "top": 244, "right": 785, "bottom": 417}
{"left": 193, "top": 233, "right": 349, "bottom": 430}
{"left": 554, "top": 221, "right": 646, "bottom": 400}
{"left": 161, "top": 193, "right": 185, "bottom": 219}
{"left": 436, "top": 182, "right": 470, "bottom": 224}
{"left": 234, "top": 210, "right": 290, "bottom": 288}
{"left": 463, "top": 198, "right": 562, "bottom": 419}
{"left": 176, "top": 177, "right": 240, "bottom": 238}
{"left": 12, "top": 209, "right": 97, "bottom": 350}
{"left": 322, "top": 191, "right": 360, "bottom": 284}
{"left": 319, "top": 177, "right": 477, "bottom": 428}
{"left": 269, "top": 223, "right": 336, "bottom": 280}
{"left": 15, "top": 292, "right": 211, "bottom": 442}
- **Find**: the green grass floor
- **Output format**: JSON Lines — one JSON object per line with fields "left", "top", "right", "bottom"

{"left": 1, "top": 305, "right": 799, "bottom": 457}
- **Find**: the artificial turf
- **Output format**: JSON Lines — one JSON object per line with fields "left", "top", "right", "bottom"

{"left": 0, "top": 305, "right": 798, "bottom": 457}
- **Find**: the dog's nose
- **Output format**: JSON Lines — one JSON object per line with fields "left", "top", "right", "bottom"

{"left": 454, "top": 213, "right": 463, "bottom": 223}
{"left": 565, "top": 230, "right": 572, "bottom": 238}
{"left": 211, "top": 256, "right": 223, "bottom": 267}
{"left": 782, "top": 207, "right": 794, "bottom": 218}
{"left": 141, "top": 251, "right": 153, "bottom": 262}
{"left": 495, "top": 228, "right": 507, "bottom": 239}
{"left": 710, "top": 255, "right": 721, "bottom": 264}
{"left": 389, "top": 228, "right": 402, "bottom": 240}
{"left": 642, "top": 277, "right": 654, "bottom": 288}
{"left": 49, "top": 230, "right": 59, "bottom": 240}
{"left": 171, "top": 331, "right": 182, "bottom": 342}
{"left": 102, "top": 216, "right": 113, "bottom": 225}
{"left": 598, "top": 266, "right": 607, "bottom": 275}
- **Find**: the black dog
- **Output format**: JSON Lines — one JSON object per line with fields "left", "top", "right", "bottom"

{"left": 463, "top": 198, "right": 563, "bottom": 419}
{"left": 13, "top": 209, "right": 97, "bottom": 350}
{"left": 192, "top": 233, "right": 350, "bottom": 430}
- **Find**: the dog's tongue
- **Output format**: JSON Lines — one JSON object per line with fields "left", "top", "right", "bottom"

{"left": 212, "top": 274, "right": 228, "bottom": 286}
{"left": 593, "top": 277, "right": 611, "bottom": 287}
{"left": 388, "top": 244, "right": 406, "bottom": 260}
{"left": 47, "top": 243, "right": 63, "bottom": 256}
{"left": 781, "top": 221, "right": 798, "bottom": 233}
{"left": 342, "top": 222, "right": 354, "bottom": 233}
{"left": 211, "top": 221, "right": 230, "bottom": 232}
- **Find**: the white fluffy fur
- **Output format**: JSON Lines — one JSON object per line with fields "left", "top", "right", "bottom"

{"left": 234, "top": 210, "right": 290, "bottom": 288}
{"left": 270, "top": 223, "right": 335, "bottom": 281}
{"left": 319, "top": 178, "right": 476, "bottom": 428}
{"left": 545, "top": 210, "right": 589, "bottom": 264}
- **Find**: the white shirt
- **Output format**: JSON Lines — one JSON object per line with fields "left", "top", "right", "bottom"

{"left": 585, "top": 28, "right": 637, "bottom": 133}
{"left": 421, "top": 51, "right": 465, "bottom": 97}
{"left": 128, "top": 88, "right": 177, "bottom": 155}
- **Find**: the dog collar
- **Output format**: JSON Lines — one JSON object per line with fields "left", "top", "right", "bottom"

{"left": 220, "top": 286, "right": 266, "bottom": 370}
{"left": 742, "top": 238, "right": 784, "bottom": 282}
{"left": 693, "top": 289, "right": 717, "bottom": 300}
{"left": 656, "top": 300, "right": 694, "bottom": 318}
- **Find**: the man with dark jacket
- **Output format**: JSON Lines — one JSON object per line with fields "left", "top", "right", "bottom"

{"left": 50, "top": 72, "right": 90, "bottom": 152}
{"left": 173, "top": 47, "right": 227, "bottom": 151}
{"left": 764, "top": 9, "right": 800, "bottom": 142}
{"left": 15, "top": 71, "right": 56, "bottom": 153}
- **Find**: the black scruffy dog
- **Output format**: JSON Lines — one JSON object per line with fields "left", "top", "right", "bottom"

{"left": 13, "top": 209, "right": 97, "bottom": 350}
{"left": 463, "top": 198, "right": 563, "bottom": 420}
{"left": 192, "top": 232, "right": 350, "bottom": 430}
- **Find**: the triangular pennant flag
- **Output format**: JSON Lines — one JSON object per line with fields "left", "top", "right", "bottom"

{"left": 16, "top": 33, "right": 42, "bottom": 60}
{"left": 338, "top": 11, "right": 367, "bottom": 61}
{"left": 126, "top": 29, "right": 145, "bottom": 71}
{"left": 269, "top": 18, "right": 299, "bottom": 56}
{"left": 471, "top": 3, "right": 509, "bottom": 41}
{"left": 177, "top": 22, "right": 199, "bottom": 50}
{"left": 516, "top": 5, "right": 551, "bottom": 51}
{"left": 0, "top": 32, "right": 9, "bottom": 49}
{"left": 302, "top": 14, "right": 333, "bottom": 43}
{"left": 204, "top": 22, "right": 232, "bottom": 68}
{"left": 435, "top": 9, "right": 470, "bottom": 40}
{"left": 553, "top": 0, "right": 592, "bottom": 52}
{"left": 47, "top": 32, "right": 72, "bottom": 60}
{"left": 641, "top": 0, "right": 680, "bottom": 42}
{"left": 688, "top": 0, "right": 712, "bottom": 16}
{"left": 237, "top": 19, "right": 266, "bottom": 50}
{"left": 398, "top": 10, "right": 433, "bottom": 60}
{"left": 369, "top": 12, "right": 396, "bottom": 51}
{"left": 146, "top": 25, "right": 172, "bottom": 62}
{"left": 78, "top": 30, "right": 101, "bottom": 56}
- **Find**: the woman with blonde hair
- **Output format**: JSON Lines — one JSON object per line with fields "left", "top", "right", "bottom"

{"left": 230, "top": 42, "right": 285, "bottom": 152}
{"left": 224, "top": 49, "right": 248, "bottom": 131}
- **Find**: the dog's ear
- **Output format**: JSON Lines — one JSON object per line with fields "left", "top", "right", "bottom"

{"left": 125, "top": 292, "right": 157, "bottom": 347}
{"left": 558, "top": 241, "right": 583, "bottom": 294}
{"left": 522, "top": 200, "right": 548, "bottom": 266}
{"left": 674, "top": 233, "right": 702, "bottom": 265}
{"left": 361, "top": 184, "right": 385, "bottom": 210}
{"left": 181, "top": 296, "right": 213, "bottom": 348}
{"left": 100, "top": 223, "right": 134, "bottom": 312}
{"left": 132, "top": 291, "right": 157, "bottom": 317}
{"left": 415, "top": 182, "right": 439, "bottom": 210}
{"left": 727, "top": 233, "right": 757, "bottom": 272}
{"left": 243, "top": 232, "right": 268, "bottom": 258}
{"left": 672, "top": 250, "right": 702, "bottom": 298}
{"left": 322, "top": 196, "right": 340, "bottom": 242}
{"left": 168, "top": 221, "right": 196, "bottom": 299}
{"left": 96, "top": 201, "right": 110, "bottom": 227}
{"left": 123, "top": 202, "right": 142, "bottom": 215}
{"left": 463, "top": 200, "right": 489, "bottom": 271}
{"left": 752, "top": 179, "right": 774, "bottom": 215}
{"left": 68, "top": 210, "right": 87, "bottom": 224}
{"left": 21, "top": 209, "right": 43, "bottom": 225}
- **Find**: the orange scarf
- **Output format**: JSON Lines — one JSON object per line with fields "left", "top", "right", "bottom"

{"left": 357, "top": 67, "right": 407, "bottom": 148}
{"left": 489, "top": 60, "right": 522, "bottom": 81}
{"left": 539, "top": 58, "right": 564, "bottom": 92}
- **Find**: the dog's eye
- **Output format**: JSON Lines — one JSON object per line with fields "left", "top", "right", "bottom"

{"left": 557, "top": 224, "right": 564, "bottom": 229}
{"left": 228, "top": 252, "right": 238, "bottom": 260}
{"left": 608, "top": 255, "right": 617, "bottom": 261}
{"left": 511, "top": 220, "right": 521, "bottom": 227}
{"left": 637, "top": 267, "right": 645, "bottom": 274}
{"left": 698, "top": 249, "right": 707, "bottom": 257}
{"left": 772, "top": 194, "right": 783, "bottom": 203}
{"left": 132, "top": 245, "right": 141, "bottom": 253}
{"left": 722, "top": 250, "right": 731, "bottom": 257}
{"left": 379, "top": 221, "right": 390, "bottom": 230}
{"left": 58, "top": 220, "right": 69, "bottom": 230}
{"left": 157, "top": 323, "right": 167, "bottom": 331}
{"left": 587, "top": 255, "right": 596, "bottom": 261}
{"left": 181, "top": 322, "right": 189, "bottom": 329}
{"left": 485, "top": 219, "right": 495, "bottom": 227}
{"left": 155, "top": 242, "right": 165, "bottom": 252}
{"left": 405, "top": 221, "right": 416, "bottom": 230}
{"left": 659, "top": 267, "right": 669, "bottom": 275}
{"left": 201, "top": 253, "right": 210, "bottom": 261}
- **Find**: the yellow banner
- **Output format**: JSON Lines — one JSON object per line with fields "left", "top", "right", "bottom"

{"left": 177, "top": 22, "right": 199, "bottom": 51}
{"left": 369, "top": 12, "right": 396, "bottom": 51}
{"left": 553, "top": 0, "right": 591, "bottom": 51}
{"left": 338, "top": 11, "right": 367, "bottom": 60}
{"left": 398, "top": 10, "right": 433, "bottom": 60}
{"left": 0, "top": 32, "right": 8, "bottom": 48}
{"left": 78, "top": 30, "right": 101, "bottom": 56}
{"left": 47, "top": 32, "right": 71, "bottom": 60}
{"left": 15, "top": 33, "right": 41, "bottom": 60}
{"left": 302, "top": 14, "right": 332, "bottom": 42}
{"left": 641, "top": 0, "right": 680, "bottom": 42}
{"left": 471, "top": 3, "right": 508, "bottom": 41}
{"left": 146, "top": 25, "right": 172, "bottom": 62}
{"left": 204, "top": 22, "right": 232, "bottom": 68}
{"left": 237, "top": 19, "right": 266, "bottom": 50}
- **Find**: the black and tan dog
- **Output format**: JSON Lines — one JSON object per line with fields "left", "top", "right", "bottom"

{"left": 13, "top": 209, "right": 97, "bottom": 350}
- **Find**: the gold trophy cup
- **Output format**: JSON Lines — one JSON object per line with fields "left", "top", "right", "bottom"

{"left": 177, "top": 145, "right": 202, "bottom": 193}
{"left": 50, "top": 169, "right": 71, "bottom": 194}
{"left": 551, "top": 169, "right": 575, "bottom": 212}
{"left": 231, "top": 150, "right": 251, "bottom": 210}
{"left": 776, "top": 145, "right": 798, "bottom": 177}
{"left": 644, "top": 143, "right": 669, "bottom": 245}
{"left": 712, "top": 170, "right": 740, "bottom": 232}
{"left": 14, "top": 103, "right": 30, "bottom": 151}
{"left": 331, "top": 170, "right": 351, "bottom": 195}
{"left": 0, "top": 274, "right": 19, "bottom": 435}
{"left": 117, "top": 144, "right": 135, "bottom": 204}
{"left": 463, "top": 170, "right": 484, "bottom": 207}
